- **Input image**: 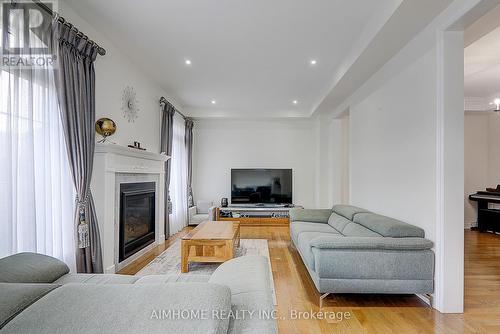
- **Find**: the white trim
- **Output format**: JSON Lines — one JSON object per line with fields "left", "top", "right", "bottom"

{"left": 416, "top": 293, "right": 433, "bottom": 307}
{"left": 92, "top": 143, "right": 167, "bottom": 273}
{"left": 95, "top": 142, "right": 170, "bottom": 162}
{"left": 104, "top": 264, "right": 115, "bottom": 274}
{"left": 433, "top": 0, "right": 493, "bottom": 314}
{"left": 464, "top": 221, "right": 478, "bottom": 229}
{"left": 113, "top": 173, "right": 162, "bottom": 272}
{"left": 435, "top": 29, "right": 446, "bottom": 312}
{"left": 464, "top": 96, "right": 489, "bottom": 111}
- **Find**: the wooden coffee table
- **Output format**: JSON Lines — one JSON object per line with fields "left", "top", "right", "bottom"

{"left": 181, "top": 221, "right": 240, "bottom": 273}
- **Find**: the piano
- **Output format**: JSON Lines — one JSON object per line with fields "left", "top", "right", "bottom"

{"left": 469, "top": 185, "right": 500, "bottom": 233}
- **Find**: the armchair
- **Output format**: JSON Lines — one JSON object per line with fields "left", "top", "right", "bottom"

{"left": 188, "top": 200, "right": 216, "bottom": 225}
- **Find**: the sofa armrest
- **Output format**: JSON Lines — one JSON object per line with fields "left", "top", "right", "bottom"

{"left": 188, "top": 206, "right": 197, "bottom": 221}
{"left": 0, "top": 253, "right": 70, "bottom": 283}
{"left": 208, "top": 206, "right": 217, "bottom": 221}
{"left": 289, "top": 208, "right": 332, "bottom": 223}
{"left": 310, "top": 236, "right": 434, "bottom": 250}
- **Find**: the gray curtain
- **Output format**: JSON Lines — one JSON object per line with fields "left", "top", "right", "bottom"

{"left": 185, "top": 118, "right": 194, "bottom": 208}
{"left": 52, "top": 22, "right": 103, "bottom": 273}
{"left": 160, "top": 100, "right": 176, "bottom": 239}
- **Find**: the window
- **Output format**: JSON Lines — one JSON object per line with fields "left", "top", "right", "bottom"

{"left": 0, "top": 67, "right": 76, "bottom": 270}
{"left": 169, "top": 114, "right": 188, "bottom": 235}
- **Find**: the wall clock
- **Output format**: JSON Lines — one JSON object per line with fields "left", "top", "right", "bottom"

{"left": 121, "top": 86, "right": 139, "bottom": 122}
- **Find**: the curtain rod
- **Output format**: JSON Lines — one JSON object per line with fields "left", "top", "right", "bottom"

{"left": 32, "top": 0, "right": 106, "bottom": 56}
{"left": 159, "top": 97, "right": 189, "bottom": 120}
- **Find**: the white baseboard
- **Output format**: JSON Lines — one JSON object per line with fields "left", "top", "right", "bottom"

{"left": 105, "top": 264, "right": 115, "bottom": 274}
{"left": 464, "top": 221, "right": 477, "bottom": 229}
{"left": 416, "top": 293, "right": 433, "bottom": 308}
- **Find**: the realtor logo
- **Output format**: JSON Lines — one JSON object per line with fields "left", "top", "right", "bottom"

{"left": 1, "top": 0, "right": 57, "bottom": 68}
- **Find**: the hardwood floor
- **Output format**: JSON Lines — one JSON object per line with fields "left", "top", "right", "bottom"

{"left": 119, "top": 227, "right": 500, "bottom": 333}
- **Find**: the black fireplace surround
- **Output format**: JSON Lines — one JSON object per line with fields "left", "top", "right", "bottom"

{"left": 119, "top": 182, "right": 156, "bottom": 262}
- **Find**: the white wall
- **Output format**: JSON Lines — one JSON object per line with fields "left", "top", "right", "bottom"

{"left": 464, "top": 112, "right": 500, "bottom": 227}
{"left": 59, "top": 1, "right": 179, "bottom": 271}
{"left": 192, "top": 116, "right": 345, "bottom": 210}
{"left": 192, "top": 119, "right": 319, "bottom": 208}
{"left": 340, "top": 114, "right": 350, "bottom": 204}
{"left": 439, "top": 31, "right": 465, "bottom": 314}
{"left": 59, "top": 1, "right": 180, "bottom": 153}
{"left": 350, "top": 47, "right": 438, "bottom": 243}
{"left": 329, "top": 0, "right": 474, "bottom": 312}
{"left": 464, "top": 113, "right": 489, "bottom": 227}
{"left": 316, "top": 116, "right": 343, "bottom": 208}
{"left": 488, "top": 114, "right": 500, "bottom": 185}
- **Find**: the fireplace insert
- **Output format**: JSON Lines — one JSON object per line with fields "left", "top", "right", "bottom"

{"left": 119, "top": 182, "right": 156, "bottom": 262}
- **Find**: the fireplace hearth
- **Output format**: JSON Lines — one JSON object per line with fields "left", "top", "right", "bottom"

{"left": 119, "top": 182, "right": 156, "bottom": 262}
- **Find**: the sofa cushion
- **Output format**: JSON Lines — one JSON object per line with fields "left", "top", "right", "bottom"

{"left": 289, "top": 209, "right": 332, "bottom": 223}
{"left": 353, "top": 213, "right": 425, "bottom": 238}
{"left": 290, "top": 221, "right": 339, "bottom": 245}
{"left": 332, "top": 205, "right": 370, "bottom": 221}
{"left": 327, "top": 212, "right": 351, "bottom": 232}
{"left": 0, "top": 283, "right": 60, "bottom": 329}
{"left": 54, "top": 274, "right": 139, "bottom": 285}
{"left": 310, "top": 236, "right": 434, "bottom": 250}
{"left": 135, "top": 274, "right": 211, "bottom": 283}
{"left": 1, "top": 283, "right": 232, "bottom": 334}
{"left": 190, "top": 213, "right": 209, "bottom": 225}
{"left": 209, "top": 256, "right": 277, "bottom": 334}
{"left": 327, "top": 213, "right": 380, "bottom": 237}
{"left": 297, "top": 232, "right": 339, "bottom": 271}
{"left": 196, "top": 200, "right": 213, "bottom": 214}
{"left": 228, "top": 291, "right": 277, "bottom": 334}
{"left": 312, "top": 247, "right": 435, "bottom": 280}
{"left": 0, "top": 252, "right": 70, "bottom": 283}
{"left": 209, "top": 256, "right": 272, "bottom": 296}
{"left": 341, "top": 222, "right": 381, "bottom": 237}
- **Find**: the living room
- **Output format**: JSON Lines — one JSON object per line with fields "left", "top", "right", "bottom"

{"left": 2, "top": 0, "right": 500, "bottom": 333}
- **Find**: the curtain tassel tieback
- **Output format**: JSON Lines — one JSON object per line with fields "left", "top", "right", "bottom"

{"left": 76, "top": 193, "right": 90, "bottom": 249}
{"left": 167, "top": 191, "right": 173, "bottom": 215}
{"left": 187, "top": 186, "right": 194, "bottom": 208}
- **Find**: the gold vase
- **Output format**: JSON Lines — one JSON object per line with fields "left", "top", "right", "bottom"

{"left": 95, "top": 118, "right": 116, "bottom": 143}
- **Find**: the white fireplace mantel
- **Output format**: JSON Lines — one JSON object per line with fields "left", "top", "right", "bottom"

{"left": 95, "top": 142, "right": 169, "bottom": 162}
{"left": 91, "top": 143, "right": 170, "bottom": 273}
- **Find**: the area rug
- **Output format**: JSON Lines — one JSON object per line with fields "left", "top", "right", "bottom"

{"left": 135, "top": 239, "right": 277, "bottom": 304}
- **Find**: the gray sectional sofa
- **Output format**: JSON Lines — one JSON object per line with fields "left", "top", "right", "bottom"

{"left": 0, "top": 253, "right": 277, "bottom": 334}
{"left": 289, "top": 205, "right": 434, "bottom": 301}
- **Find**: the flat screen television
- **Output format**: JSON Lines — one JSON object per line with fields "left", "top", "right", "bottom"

{"left": 231, "top": 169, "right": 292, "bottom": 205}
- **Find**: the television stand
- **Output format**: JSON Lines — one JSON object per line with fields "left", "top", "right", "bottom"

{"left": 229, "top": 203, "right": 288, "bottom": 208}
{"left": 216, "top": 205, "right": 301, "bottom": 226}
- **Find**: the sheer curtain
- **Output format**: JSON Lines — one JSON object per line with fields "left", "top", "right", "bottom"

{"left": 0, "top": 9, "right": 76, "bottom": 270}
{"left": 169, "top": 114, "right": 188, "bottom": 235}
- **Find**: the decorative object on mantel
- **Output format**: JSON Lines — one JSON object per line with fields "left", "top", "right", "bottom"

{"left": 489, "top": 98, "right": 500, "bottom": 113}
{"left": 486, "top": 185, "right": 500, "bottom": 193}
{"left": 128, "top": 141, "right": 146, "bottom": 151}
{"left": 122, "top": 86, "right": 139, "bottom": 122}
{"left": 95, "top": 118, "right": 117, "bottom": 143}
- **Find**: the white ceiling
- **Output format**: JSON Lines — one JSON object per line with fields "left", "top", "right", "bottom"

{"left": 63, "top": 0, "right": 455, "bottom": 118}
{"left": 465, "top": 24, "right": 500, "bottom": 98}
{"left": 63, "top": 0, "right": 405, "bottom": 117}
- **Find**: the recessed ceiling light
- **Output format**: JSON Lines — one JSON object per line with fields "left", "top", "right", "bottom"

{"left": 184, "top": 59, "right": 192, "bottom": 65}
{"left": 292, "top": 100, "right": 298, "bottom": 105}
{"left": 211, "top": 100, "right": 217, "bottom": 104}
{"left": 309, "top": 59, "right": 317, "bottom": 66}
